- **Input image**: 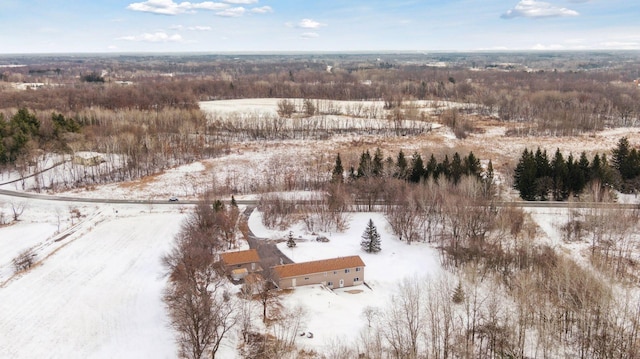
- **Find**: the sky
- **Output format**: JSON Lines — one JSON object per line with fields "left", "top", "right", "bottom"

{"left": 0, "top": 0, "right": 639, "bottom": 53}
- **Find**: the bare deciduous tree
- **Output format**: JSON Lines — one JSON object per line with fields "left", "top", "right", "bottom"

{"left": 10, "top": 201, "right": 27, "bottom": 221}
{"left": 381, "top": 277, "right": 425, "bottom": 359}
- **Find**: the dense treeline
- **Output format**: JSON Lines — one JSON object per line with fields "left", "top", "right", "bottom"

{"left": 336, "top": 148, "right": 487, "bottom": 186}
{"left": 259, "top": 146, "right": 640, "bottom": 358}
{"left": 0, "top": 81, "right": 198, "bottom": 111}
{"left": 0, "top": 108, "right": 81, "bottom": 165}
{"left": 514, "top": 137, "right": 640, "bottom": 200}
{"left": 2, "top": 54, "right": 639, "bottom": 135}
{"left": 163, "top": 198, "right": 240, "bottom": 359}
{"left": 0, "top": 106, "right": 222, "bottom": 189}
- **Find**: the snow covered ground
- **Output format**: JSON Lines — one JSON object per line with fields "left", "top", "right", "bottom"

{"left": 0, "top": 199, "right": 185, "bottom": 359}
{"left": 1, "top": 98, "right": 639, "bottom": 358}
{"left": 0, "top": 191, "right": 444, "bottom": 358}
{"left": 249, "top": 210, "right": 444, "bottom": 354}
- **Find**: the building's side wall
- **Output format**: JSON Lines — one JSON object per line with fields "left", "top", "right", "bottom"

{"left": 278, "top": 266, "right": 364, "bottom": 289}
{"left": 225, "top": 262, "right": 260, "bottom": 274}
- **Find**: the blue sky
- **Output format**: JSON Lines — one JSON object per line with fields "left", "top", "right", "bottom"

{"left": 0, "top": 0, "right": 638, "bottom": 53}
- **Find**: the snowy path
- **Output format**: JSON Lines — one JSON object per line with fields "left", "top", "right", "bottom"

{"left": 0, "top": 211, "right": 184, "bottom": 359}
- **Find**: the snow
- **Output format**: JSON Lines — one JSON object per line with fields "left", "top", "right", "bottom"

{"left": 0, "top": 204, "right": 185, "bottom": 359}
{"left": 249, "top": 210, "right": 443, "bottom": 353}
{"left": 1, "top": 98, "right": 639, "bottom": 358}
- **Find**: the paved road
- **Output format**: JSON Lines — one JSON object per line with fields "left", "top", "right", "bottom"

{"left": 1, "top": 187, "right": 638, "bottom": 210}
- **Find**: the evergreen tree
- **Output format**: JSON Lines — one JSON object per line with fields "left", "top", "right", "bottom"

{"left": 331, "top": 153, "right": 344, "bottom": 183}
{"left": 590, "top": 153, "right": 603, "bottom": 181}
{"left": 534, "top": 148, "right": 551, "bottom": 179}
{"left": 6, "top": 108, "right": 41, "bottom": 163}
{"left": 576, "top": 152, "right": 591, "bottom": 193}
{"left": 10, "top": 108, "right": 40, "bottom": 138}
{"left": 213, "top": 199, "right": 225, "bottom": 212}
{"left": 513, "top": 149, "right": 537, "bottom": 201}
{"left": 452, "top": 281, "right": 465, "bottom": 304}
{"left": 550, "top": 149, "right": 569, "bottom": 200}
{"left": 357, "top": 150, "right": 372, "bottom": 178}
{"left": 588, "top": 153, "right": 615, "bottom": 189}
{"left": 0, "top": 114, "right": 7, "bottom": 164}
{"left": 286, "top": 231, "right": 296, "bottom": 248}
{"left": 438, "top": 155, "right": 451, "bottom": 181}
{"left": 534, "top": 148, "right": 552, "bottom": 200}
{"left": 612, "top": 137, "right": 631, "bottom": 178}
{"left": 485, "top": 159, "right": 494, "bottom": 182}
{"left": 409, "top": 152, "right": 425, "bottom": 183}
{"left": 426, "top": 154, "right": 438, "bottom": 181}
{"left": 372, "top": 148, "right": 384, "bottom": 177}
{"left": 360, "top": 219, "right": 381, "bottom": 253}
{"left": 463, "top": 152, "right": 481, "bottom": 177}
{"left": 450, "top": 152, "right": 463, "bottom": 185}
{"left": 395, "top": 150, "right": 408, "bottom": 179}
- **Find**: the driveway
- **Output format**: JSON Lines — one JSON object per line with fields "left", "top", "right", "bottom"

{"left": 241, "top": 206, "right": 293, "bottom": 268}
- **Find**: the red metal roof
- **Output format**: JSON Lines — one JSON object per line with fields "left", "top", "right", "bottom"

{"left": 272, "top": 256, "right": 365, "bottom": 279}
{"left": 220, "top": 249, "right": 260, "bottom": 266}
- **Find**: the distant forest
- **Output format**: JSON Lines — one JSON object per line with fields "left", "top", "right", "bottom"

{"left": 1, "top": 52, "right": 639, "bottom": 187}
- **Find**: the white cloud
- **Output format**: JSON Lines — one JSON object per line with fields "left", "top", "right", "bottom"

{"left": 501, "top": 0, "right": 579, "bottom": 19}
{"left": 172, "top": 24, "right": 212, "bottom": 30}
{"left": 223, "top": 0, "right": 257, "bottom": 4}
{"left": 192, "top": 1, "right": 231, "bottom": 10}
{"left": 301, "top": 32, "right": 319, "bottom": 39}
{"left": 216, "top": 7, "right": 245, "bottom": 17}
{"left": 599, "top": 41, "right": 640, "bottom": 50}
{"left": 532, "top": 43, "right": 566, "bottom": 50}
{"left": 298, "top": 18, "right": 325, "bottom": 29}
{"left": 127, "top": 0, "right": 228, "bottom": 15}
{"left": 251, "top": 6, "right": 273, "bottom": 14}
{"left": 117, "top": 31, "right": 183, "bottom": 42}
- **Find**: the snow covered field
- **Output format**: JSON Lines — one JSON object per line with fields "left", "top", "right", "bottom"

{"left": 0, "top": 188, "right": 444, "bottom": 358}
{"left": 0, "top": 200, "right": 185, "bottom": 359}
{"left": 1, "top": 98, "right": 639, "bottom": 358}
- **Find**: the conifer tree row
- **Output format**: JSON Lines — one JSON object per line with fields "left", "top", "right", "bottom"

{"left": 332, "top": 148, "right": 486, "bottom": 186}
{"left": 513, "top": 138, "right": 640, "bottom": 201}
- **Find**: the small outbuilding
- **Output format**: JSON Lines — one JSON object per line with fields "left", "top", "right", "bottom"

{"left": 72, "top": 151, "right": 106, "bottom": 166}
{"left": 219, "top": 249, "right": 262, "bottom": 280}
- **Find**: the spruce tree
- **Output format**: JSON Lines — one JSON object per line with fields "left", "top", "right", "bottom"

{"left": 286, "top": 231, "right": 296, "bottom": 248}
{"left": 438, "top": 155, "right": 451, "bottom": 181}
{"left": 464, "top": 151, "right": 481, "bottom": 177}
{"left": 331, "top": 153, "right": 344, "bottom": 183}
{"left": 372, "top": 148, "right": 384, "bottom": 177}
{"left": 612, "top": 137, "right": 630, "bottom": 178}
{"left": 409, "top": 152, "right": 425, "bottom": 183}
{"left": 513, "top": 149, "right": 537, "bottom": 201}
{"left": 357, "top": 150, "right": 372, "bottom": 178}
{"left": 452, "top": 281, "right": 465, "bottom": 304}
{"left": 550, "top": 148, "right": 568, "bottom": 200}
{"left": 485, "top": 159, "right": 494, "bottom": 182}
{"left": 360, "top": 219, "right": 381, "bottom": 253}
{"left": 450, "top": 152, "right": 463, "bottom": 185}
{"left": 426, "top": 154, "right": 438, "bottom": 180}
{"left": 395, "top": 150, "right": 408, "bottom": 179}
